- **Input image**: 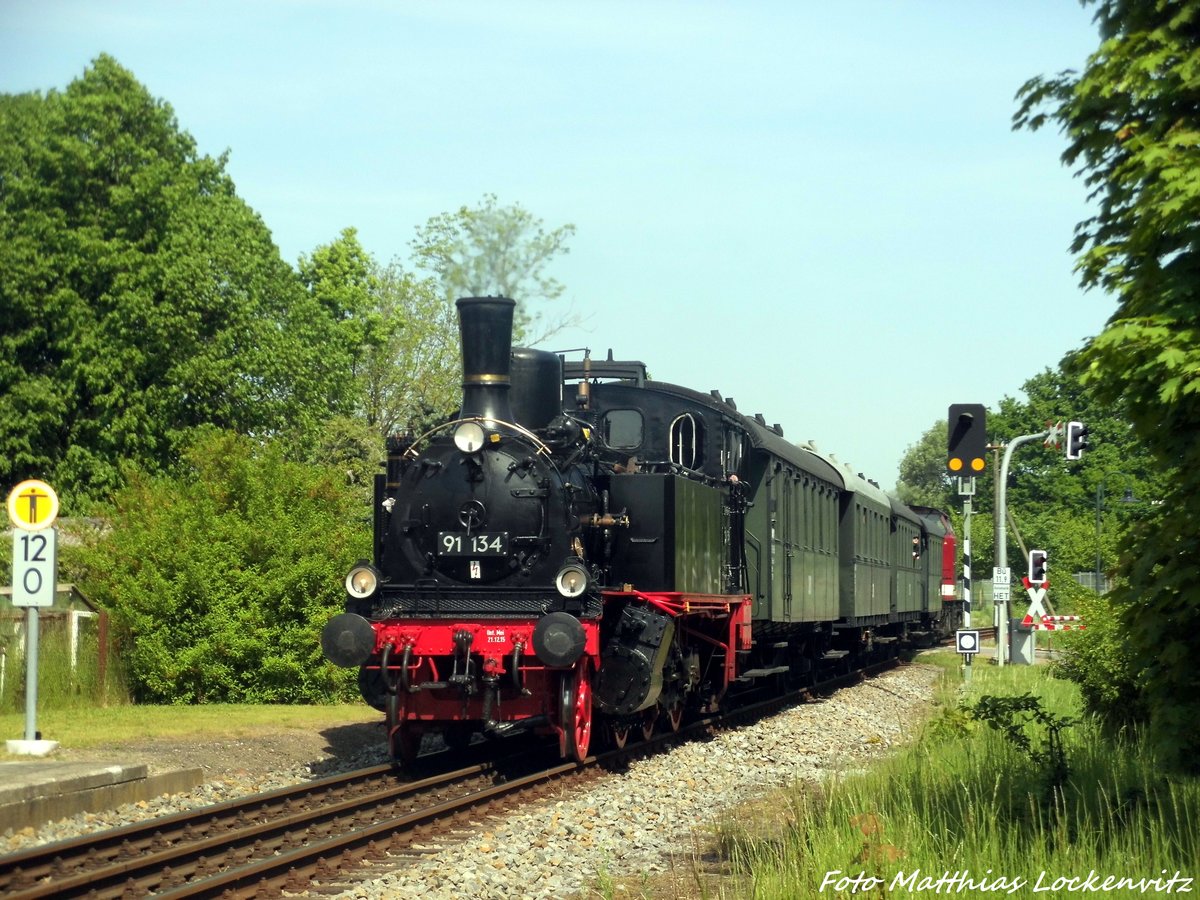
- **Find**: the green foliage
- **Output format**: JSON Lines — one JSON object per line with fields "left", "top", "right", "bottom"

{"left": 409, "top": 192, "right": 576, "bottom": 342}
{"left": 709, "top": 664, "right": 1200, "bottom": 899}
{"left": 1016, "top": 1, "right": 1200, "bottom": 771}
{"left": 360, "top": 262, "right": 460, "bottom": 437}
{"left": 967, "top": 693, "right": 1075, "bottom": 797}
{"left": 300, "top": 228, "right": 460, "bottom": 438}
{"left": 66, "top": 429, "right": 366, "bottom": 704}
{"left": 297, "top": 226, "right": 380, "bottom": 411}
{"left": 307, "top": 415, "right": 385, "bottom": 508}
{"left": 894, "top": 419, "right": 956, "bottom": 510}
{"left": 0, "top": 56, "right": 353, "bottom": 503}
{"left": 1053, "top": 587, "right": 1145, "bottom": 727}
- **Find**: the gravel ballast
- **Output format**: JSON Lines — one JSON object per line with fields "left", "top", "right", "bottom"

{"left": 3, "top": 664, "right": 942, "bottom": 898}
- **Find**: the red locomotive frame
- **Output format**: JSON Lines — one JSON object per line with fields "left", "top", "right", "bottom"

{"left": 368, "top": 589, "right": 752, "bottom": 764}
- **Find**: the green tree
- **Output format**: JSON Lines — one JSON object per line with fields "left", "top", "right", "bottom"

{"left": 300, "top": 229, "right": 460, "bottom": 438}
{"left": 895, "top": 419, "right": 956, "bottom": 510}
{"left": 67, "top": 429, "right": 366, "bottom": 703}
{"left": 297, "top": 227, "right": 379, "bottom": 401}
{"left": 362, "top": 264, "right": 460, "bottom": 437}
{"left": 1016, "top": 3, "right": 1200, "bottom": 769}
{"left": 0, "top": 56, "right": 348, "bottom": 501}
{"left": 410, "top": 193, "right": 577, "bottom": 342}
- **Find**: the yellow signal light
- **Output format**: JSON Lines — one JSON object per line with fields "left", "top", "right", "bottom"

{"left": 948, "top": 457, "right": 963, "bottom": 472}
{"left": 971, "top": 457, "right": 986, "bottom": 472}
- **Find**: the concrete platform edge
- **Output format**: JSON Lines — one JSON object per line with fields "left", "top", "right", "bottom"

{"left": 0, "top": 767, "right": 205, "bottom": 834}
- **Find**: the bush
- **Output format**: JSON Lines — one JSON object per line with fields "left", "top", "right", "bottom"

{"left": 1052, "top": 585, "right": 1145, "bottom": 728}
{"left": 68, "top": 429, "right": 367, "bottom": 704}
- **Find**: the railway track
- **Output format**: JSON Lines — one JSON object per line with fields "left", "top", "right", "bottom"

{"left": 0, "top": 654, "right": 928, "bottom": 898}
{"left": 0, "top": 753, "right": 602, "bottom": 899}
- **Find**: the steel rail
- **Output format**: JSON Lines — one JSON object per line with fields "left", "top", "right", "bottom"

{"left": 0, "top": 760, "right": 505, "bottom": 899}
{"left": 1, "top": 649, "right": 937, "bottom": 898}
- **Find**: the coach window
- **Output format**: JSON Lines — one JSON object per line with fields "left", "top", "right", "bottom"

{"left": 822, "top": 489, "right": 832, "bottom": 552}
{"left": 603, "top": 409, "right": 643, "bottom": 451}
{"left": 816, "top": 486, "right": 824, "bottom": 550}
{"left": 670, "top": 413, "right": 703, "bottom": 470}
{"left": 801, "top": 478, "right": 810, "bottom": 550}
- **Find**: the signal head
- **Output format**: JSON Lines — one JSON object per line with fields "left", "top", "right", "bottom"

{"left": 1028, "top": 549, "right": 1048, "bottom": 585}
{"left": 1065, "top": 421, "right": 1090, "bottom": 460}
{"left": 947, "top": 403, "right": 987, "bottom": 476}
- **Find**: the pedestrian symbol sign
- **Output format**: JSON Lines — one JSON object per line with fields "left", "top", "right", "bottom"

{"left": 7, "top": 480, "right": 59, "bottom": 531}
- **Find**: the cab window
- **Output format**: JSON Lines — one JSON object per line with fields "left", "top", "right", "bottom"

{"left": 670, "top": 413, "right": 703, "bottom": 469}
{"left": 603, "top": 409, "right": 644, "bottom": 450}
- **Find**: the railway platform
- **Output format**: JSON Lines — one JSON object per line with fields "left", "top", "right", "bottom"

{"left": 0, "top": 759, "right": 203, "bottom": 834}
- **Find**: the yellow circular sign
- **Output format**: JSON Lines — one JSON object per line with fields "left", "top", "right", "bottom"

{"left": 7, "top": 479, "right": 59, "bottom": 530}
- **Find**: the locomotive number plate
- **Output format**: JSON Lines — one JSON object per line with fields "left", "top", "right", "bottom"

{"left": 437, "top": 532, "right": 510, "bottom": 556}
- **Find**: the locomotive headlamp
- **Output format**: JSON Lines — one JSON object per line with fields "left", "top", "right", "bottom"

{"left": 554, "top": 557, "right": 590, "bottom": 599}
{"left": 453, "top": 421, "right": 487, "bottom": 453}
{"left": 345, "top": 562, "right": 381, "bottom": 599}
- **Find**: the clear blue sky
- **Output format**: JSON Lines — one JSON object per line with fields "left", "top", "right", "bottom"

{"left": 1, "top": 1, "right": 1108, "bottom": 488}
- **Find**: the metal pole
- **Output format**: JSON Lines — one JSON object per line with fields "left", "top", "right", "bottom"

{"left": 993, "top": 446, "right": 1003, "bottom": 658}
{"left": 24, "top": 607, "right": 39, "bottom": 741}
{"left": 996, "top": 430, "right": 1050, "bottom": 667}
{"left": 963, "top": 498, "right": 971, "bottom": 633}
{"left": 958, "top": 477, "right": 975, "bottom": 681}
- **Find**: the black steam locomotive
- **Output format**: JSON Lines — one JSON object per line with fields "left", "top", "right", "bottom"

{"left": 321, "top": 296, "right": 958, "bottom": 765}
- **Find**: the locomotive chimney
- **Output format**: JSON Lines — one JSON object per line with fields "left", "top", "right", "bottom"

{"left": 457, "top": 296, "right": 516, "bottom": 424}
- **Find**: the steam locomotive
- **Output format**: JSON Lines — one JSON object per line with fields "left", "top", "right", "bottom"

{"left": 320, "top": 297, "right": 959, "bottom": 766}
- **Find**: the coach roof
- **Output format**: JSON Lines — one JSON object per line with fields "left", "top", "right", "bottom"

{"left": 642, "top": 380, "right": 846, "bottom": 488}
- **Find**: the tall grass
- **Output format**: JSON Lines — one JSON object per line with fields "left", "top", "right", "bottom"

{"left": 708, "top": 658, "right": 1199, "bottom": 898}
{"left": 0, "top": 616, "right": 129, "bottom": 716}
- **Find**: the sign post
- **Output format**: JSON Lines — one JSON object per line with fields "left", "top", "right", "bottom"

{"left": 6, "top": 479, "right": 61, "bottom": 756}
{"left": 992, "top": 567, "right": 1010, "bottom": 664}
{"left": 947, "top": 405, "right": 986, "bottom": 683}
{"left": 956, "top": 475, "right": 975, "bottom": 682}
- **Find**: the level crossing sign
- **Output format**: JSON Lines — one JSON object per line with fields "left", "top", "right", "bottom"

{"left": 1021, "top": 584, "right": 1052, "bottom": 625}
{"left": 1018, "top": 577, "right": 1086, "bottom": 631}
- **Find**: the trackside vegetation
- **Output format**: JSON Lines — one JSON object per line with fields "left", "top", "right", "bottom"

{"left": 694, "top": 656, "right": 1199, "bottom": 899}
{"left": 1013, "top": 0, "right": 1200, "bottom": 772}
{"left": 0, "top": 617, "right": 128, "bottom": 715}
{"left": 65, "top": 430, "right": 368, "bottom": 705}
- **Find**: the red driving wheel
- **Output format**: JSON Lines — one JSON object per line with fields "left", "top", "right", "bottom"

{"left": 560, "top": 658, "right": 593, "bottom": 763}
